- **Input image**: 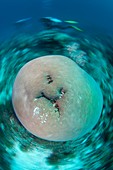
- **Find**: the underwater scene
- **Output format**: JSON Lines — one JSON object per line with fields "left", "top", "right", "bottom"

{"left": 0, "top": 0, "right": 113, "bottom": 170}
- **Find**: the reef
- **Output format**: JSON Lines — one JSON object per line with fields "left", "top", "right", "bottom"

{"left": 0, "top": 30, "right": 113, "bottom": 169}
{"left": 12, "top": 55, "right": 103, "bottom": 141}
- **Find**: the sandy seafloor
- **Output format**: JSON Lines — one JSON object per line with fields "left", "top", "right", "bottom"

{"left": 0, "top": 26, "right": 113, "bottom": 170}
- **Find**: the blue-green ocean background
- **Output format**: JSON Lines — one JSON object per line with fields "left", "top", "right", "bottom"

{"left": 0, "top": 0, "right": 113, "bottom": 41}
{"left": 0, "top": 1, "right": 113, "bottom": 170}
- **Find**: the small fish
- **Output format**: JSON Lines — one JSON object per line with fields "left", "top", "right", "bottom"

{"left": 15, "top": 17, "right": 32, "bottom": 24}
{"left": 64, "top": 20, "right": 78, "bottom": 24}
{"left": 71, "top": 25, "right": 83, "bottom": 32}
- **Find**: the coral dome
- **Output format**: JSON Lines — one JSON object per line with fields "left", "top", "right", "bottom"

{"left": 12, "top": 55, "right": 103, "bottom": 141}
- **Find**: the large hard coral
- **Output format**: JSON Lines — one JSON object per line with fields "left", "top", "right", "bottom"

{"left": 12, "top": 55, "right": 103, "bottom": 141}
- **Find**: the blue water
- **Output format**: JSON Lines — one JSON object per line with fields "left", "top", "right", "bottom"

{"left": 0, "top": 1, "right": 113, "bottom": 170}
{"left": 0, "top": 0, "right": 113, "bottom": 41}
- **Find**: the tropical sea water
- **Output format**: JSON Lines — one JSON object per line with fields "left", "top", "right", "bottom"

{"left": 0, "top": 0, "right": 113, "bottom": 41}
{"left": 0, "top": 0, "right": 113, "bottom": 170}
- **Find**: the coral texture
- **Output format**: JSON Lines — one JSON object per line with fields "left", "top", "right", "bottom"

{"left": 12, "top": 55, "right": 103, "bottom": 141}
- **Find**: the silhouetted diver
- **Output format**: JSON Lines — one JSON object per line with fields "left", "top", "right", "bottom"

{"left": 40, "top": 17, "right": 83, "bottom": 31}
